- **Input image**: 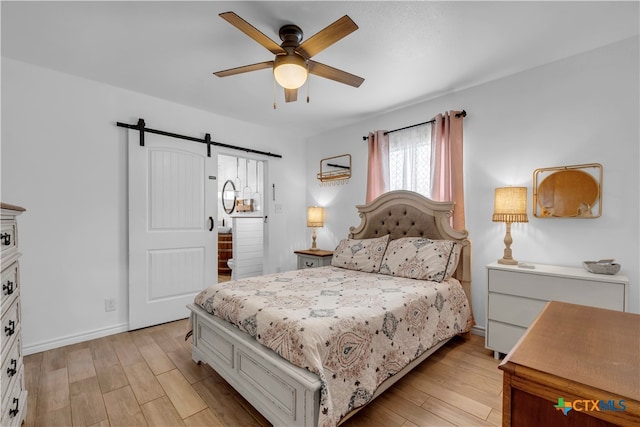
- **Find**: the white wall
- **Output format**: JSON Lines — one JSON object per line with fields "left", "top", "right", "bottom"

{"left": 1, "top": 58, "right": 309, "bottom": 353}
{"left": 306, "top": 37, "right": 640, "bottom": 329}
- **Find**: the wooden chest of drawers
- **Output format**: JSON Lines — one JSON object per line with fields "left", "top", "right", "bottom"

{"left": 0, "top": 203, "right": 27, "bottom": 427}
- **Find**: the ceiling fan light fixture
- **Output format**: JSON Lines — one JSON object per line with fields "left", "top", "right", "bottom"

{"left": 273, "top": 54, "right": 308, "bottom": 89}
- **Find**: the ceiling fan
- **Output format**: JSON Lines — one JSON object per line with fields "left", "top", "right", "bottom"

{"left": 213, "top": 12, "right": 365, "bottom": 103}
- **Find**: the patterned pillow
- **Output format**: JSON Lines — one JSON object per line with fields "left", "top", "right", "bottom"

{"left": 379, "top": 237, "right": 460, "bottom": 282}
{"left": 331, "top": 234, "right": 390, "bottom": 273}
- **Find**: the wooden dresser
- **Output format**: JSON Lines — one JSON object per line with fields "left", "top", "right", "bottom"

{"left": 499, "top": 301, "right": 639, "bottom": 427}
{"left": 0, "top": 203, "right": 27, "bottom": 426}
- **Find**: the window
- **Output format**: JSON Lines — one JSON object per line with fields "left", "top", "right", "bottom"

{"left": 388, "top": 124, "right": 431, "bottom": 197}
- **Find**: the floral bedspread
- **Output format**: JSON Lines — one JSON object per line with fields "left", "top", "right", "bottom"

{"left": 194, "top": 266, "right": 472, "bottom": 427}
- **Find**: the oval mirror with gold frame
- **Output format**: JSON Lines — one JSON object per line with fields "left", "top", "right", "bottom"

{"left": 533, "top": 163, "right": 602, "bottom": 218}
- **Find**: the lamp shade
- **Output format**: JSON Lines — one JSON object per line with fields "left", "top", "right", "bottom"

{"left": 307, "top": 206, "right": 324, "bottom": 227}
{"left": 492, "top": 187, "right": 528, "bottom": 223}
{"left": 274, "top": 54, "right": 308, "bottom": 89}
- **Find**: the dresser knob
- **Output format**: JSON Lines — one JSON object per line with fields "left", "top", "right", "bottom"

{"left": 3, "top": 280, "right": 14, "bottom": 296}
{"left": 4, "top": 320, "right": 15, "bottom": 337}
{"left": 7, "top": 358, "right": 17, "bottom": 377}
{"left": 0, "top": 233, "right": 10, "bottom": 246}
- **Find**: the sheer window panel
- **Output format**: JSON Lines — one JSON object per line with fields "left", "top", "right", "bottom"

{"left": 388, "top": 124, "right": 431, "bottom": 197}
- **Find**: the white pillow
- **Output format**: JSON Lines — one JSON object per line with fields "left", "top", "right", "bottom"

{"left": 379, "top": 237, "right": 460, "bottom": 282}
{"left": 331, "top": 235, "right": 390, "bottom": 273}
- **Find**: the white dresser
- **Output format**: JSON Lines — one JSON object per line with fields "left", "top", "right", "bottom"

{"left": 486, "top": 261, "right": 628, "bottom": 358}
{"left": 0, "top": 203, "right": 27, "bottom": 426}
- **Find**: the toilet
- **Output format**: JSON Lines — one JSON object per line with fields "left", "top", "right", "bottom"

{"left": 227, "top": 258, "right": 234, "bottom": 270}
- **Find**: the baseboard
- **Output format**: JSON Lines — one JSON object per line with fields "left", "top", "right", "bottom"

{"left": 23, "top": 322, "right": 129, "bottom": 355}
{"left": 470, "top": 324, "right": 485, "bottom": 337}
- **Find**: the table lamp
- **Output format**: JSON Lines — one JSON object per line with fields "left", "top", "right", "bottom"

{"left": 307, "top": 206, "right": 324, "bottom": 250}
{"left": 492, "top": 187, "right": 528, "bottom": 265}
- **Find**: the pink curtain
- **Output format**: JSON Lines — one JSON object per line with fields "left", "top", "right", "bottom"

{"left": 430, "top": 111, "right": 465, "bottom": 230}
{"left": 365, "top": 130, "right": 389, "bottom": 203}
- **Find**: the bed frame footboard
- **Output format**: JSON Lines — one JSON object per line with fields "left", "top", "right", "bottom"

{"left": 188, "top": 303, "right": 321, "bottom": 427}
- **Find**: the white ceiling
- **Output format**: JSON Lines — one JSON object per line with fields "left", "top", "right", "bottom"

{"left": 2, "top": 1, "right": 639, "bottom": 138}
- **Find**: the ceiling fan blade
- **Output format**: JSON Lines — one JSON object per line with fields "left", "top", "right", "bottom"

{"left": 296, "top": 15, "right": 358, "bottom": 59}
{"left": 308, "top": 60, "right": 364, "bottom": 88}
{"left": 219, "top": 12, "right": 286, "bottom": 55}
{"left": 214, "top": 61, "right": 274, "bottom": 77}
{"left": 284, "top": 88, "right": 298, "bottom": 103}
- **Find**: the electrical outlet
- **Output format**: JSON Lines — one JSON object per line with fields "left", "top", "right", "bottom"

{"left": 105, "top": 298, "right": 116, "bottom": 312}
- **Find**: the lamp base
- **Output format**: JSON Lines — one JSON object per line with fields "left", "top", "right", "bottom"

{"left": 497, "top": 258, "right": 518, "bottom": 265}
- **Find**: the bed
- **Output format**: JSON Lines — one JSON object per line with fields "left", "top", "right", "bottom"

{"left": 187, "top": 190, "right": 473, "bottom": 427}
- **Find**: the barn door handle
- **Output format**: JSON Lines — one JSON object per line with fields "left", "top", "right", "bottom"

{"left": 208, "top": 217, "right": 214, "bottom": 231}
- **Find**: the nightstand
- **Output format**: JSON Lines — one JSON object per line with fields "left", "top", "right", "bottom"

{"left": 294, "top": 249, "right": 333, "bottom": 269}
{"left": 486, "top": 261, "right": 628, "bottom": 359}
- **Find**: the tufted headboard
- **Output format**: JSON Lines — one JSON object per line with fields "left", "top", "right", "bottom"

{"left": 349, "top": 190, "right": 472, "bottom": 318}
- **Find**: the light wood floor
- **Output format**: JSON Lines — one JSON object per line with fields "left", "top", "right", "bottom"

{"left": 24, "top": 319, "right": 503, "bottom": 426}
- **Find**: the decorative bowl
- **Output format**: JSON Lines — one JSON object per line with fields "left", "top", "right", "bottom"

{"left": 583, "top": 260, "right": 621, "bottom": 275}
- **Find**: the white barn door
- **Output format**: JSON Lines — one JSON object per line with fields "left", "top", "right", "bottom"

{"left": 129, "top": 132, "right": 217, "bottom": 330}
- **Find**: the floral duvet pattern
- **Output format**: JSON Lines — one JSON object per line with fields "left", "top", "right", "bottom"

{"left": 194, "top": 266, "right": 472, "bottom": 427}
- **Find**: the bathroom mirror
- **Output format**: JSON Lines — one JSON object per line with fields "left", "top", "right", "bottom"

{"left": 533, "top": 163, "right": 602, "bottom": 218}
{"left": 222, "top": 179, "right": 236, "bottom": 214}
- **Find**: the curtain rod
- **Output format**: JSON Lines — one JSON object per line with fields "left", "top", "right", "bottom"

{"left": 361, "top": 110, "right": 466, "bottom": 141}
{"left": 116, "top": 118, "right": 283, "bottom": 159}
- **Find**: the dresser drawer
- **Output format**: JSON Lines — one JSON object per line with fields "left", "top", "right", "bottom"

{"left": 1, "top": 262, "right": 19, "bottom": 317}
{"left": 1, "top": 365, "right": 27, "bottom": 427}
{"left": 486, "top": 320, "right": 526, "bottom": 355}
{"left": 0, "top": 220, "right": 17, "bottom": 257}
{"left": 488, "top": 269, "right": 625, "bottom": 311}
{"left": 488, "top": 293, "right": 547, "bottom": 328}
{"left": 298, "top": 255, "right": 321, "bottom": 269}
{"left": 1, "top": 335, "right": 22, "bottom": 402}
{"left": 1, "top": 300, "right": 20, "bottom": 348}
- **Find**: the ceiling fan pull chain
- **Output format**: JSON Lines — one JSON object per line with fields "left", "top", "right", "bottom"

{"left": 273, "top": 76, "right": 277, "bottom": 109}
{"left": 306, "top": 63, "right": 310, "bottom": 103}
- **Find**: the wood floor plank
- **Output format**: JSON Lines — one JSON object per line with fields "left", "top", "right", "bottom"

{"left": 67, "top": 347, "right": 97, "bottom": 384}
{"left": 69, "top": 376, "right": 108, "bottom": 427}
{"left": 166, "top": 346, "right": 213, "bottom": 384}
{"left": 343, "top": 400, "right": 407, "bottom": 427}
{"left": 95, "top": 362, "right": 129, "bottom": 393}
{"left": 402, "top": 373, "right": 493, "bottom": 419}
{"left": 36, "top": 367, "right": 69, "bottom": 414}
{"left": 156, "top": 368, "right": 207, "bottom": 419}
{"left": 35, "top": 406, "right": 72, "bottom": 427}
{"left": 191, "top": 376, "right": 269, "bottom": 427}
{"left": 421, "top": 396, "right": 494, "bottom": 426}
{"left": 23, "top": 353, "right": 42, "bottom": 427}
{"left": 183, "top": 408, "right": 226, "bottom": 427}
{"left": 123, "top": 361, "right": 166, "bottom": 405}
{"left": 103, "top": 385, "right": 148, "bottom": 427}
{"left": 141, "top": 395, "right": 186, "bottom": 427}
{"left": 137, "top": 341, "right": 176, "bottom": 375}
{"left": 377, "top": 388, "right": 455, "bottom": 427}
{"left": 90, "top": 336, "right": 120, "bottom": 369}
{"left": 111, "top": 333, "right": 145, "bottom": 367}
